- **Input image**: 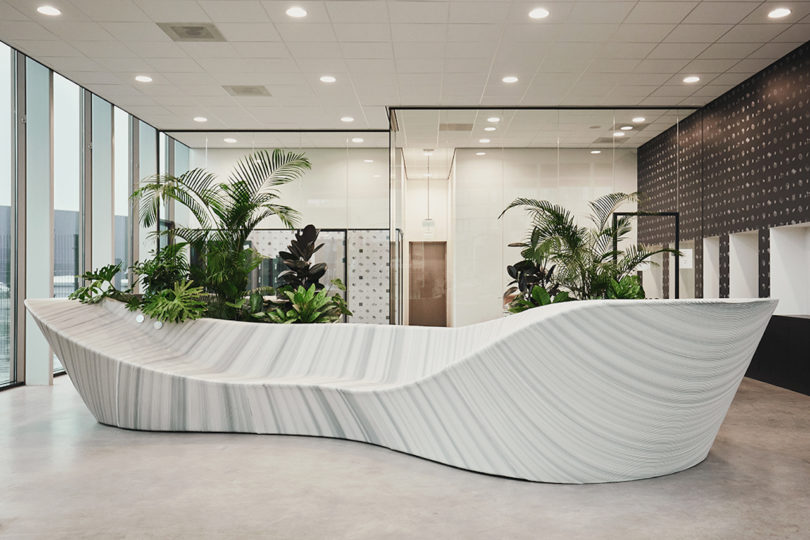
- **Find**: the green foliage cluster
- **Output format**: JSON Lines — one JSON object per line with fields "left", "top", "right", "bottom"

{"left": 501, "top": 192, "right": 677, "bottom": 313}
{"left": 267, "top": 281, "right": 351, "bottom": 324}
{"left": 68, "top": 261, "right": 204, "bottom": 323}
{"left": 69, "top": 149, "right": 353, "bottom": 325}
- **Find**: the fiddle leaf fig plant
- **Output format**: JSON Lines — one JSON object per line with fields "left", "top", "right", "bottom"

{"left": 278, "top": 224, "right": 327, "bottom": 290}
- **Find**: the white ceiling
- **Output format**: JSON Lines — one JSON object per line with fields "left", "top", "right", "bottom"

{"left": 394, "top": 107, "right": 697, "bottom": 178}
{"left": 1, "top": 0, "right": 807, "bottom": 131}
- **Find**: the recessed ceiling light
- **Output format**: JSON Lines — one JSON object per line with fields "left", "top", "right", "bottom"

{"left": 612, "top": 131, "right": 625, "bottom": 137}
{"left": 193, "top": 116, "right": 207, "bottom": 123}
{"left": 423, "top": 151, "right": 433, "bottom": 156}
{"left": 768, "top": 7, "right": 791, "bottom": 18}
{"left": 475, "top": 152, "right": 486, "bottom": 156}
{"left": 487, "top": 117, "right": 500, "bottom": 123}
{"left": 36, "top": 5, "right": 61, "bottom": 16}
{"left": 352, "top": 137, "right": 364, "bottom": 143}
{"left": 479, "top": 138, "right": 490, "bottom": 143}
{"left": 683, "top": 75, "right": 700, "bottom": 84}
{"left": 484, "top": 126, "right": 496, "bottom": 132}
{"left": 620, "top": 125, "right": 633, "bottom": 131}
{"left": 632, "top": 117, "right": 646, "bottom": 123}
{"left": 319, "top": 75, "right": 336, "bottom": 83}
{"left": 134, "top": 75, "right": 152, "bottom": 83}
{"left": 590, "top": 150, "right": 601, "bottom": 154}
{"left": 528, "top": 7, "right": 550, "bottom": 19}
{"left": 340, "top": 116, "right": 354, "bottom": 123}
{"left": 286, "top": 6, "right": 307, "bottom": 18}
{"left": 502, "top": 75, "right": 519, "bottom": 84}
{"left": 424, "top": 173, "right": 432, "bottom": 177}
{"left": 373, "top": 174, "right": 381, "bottom": 178}
{"left": 224, "top": 137, "right": 237, "bottom": 143}
{"left": 364, "top": 159, "right": 374, "bottom": 163}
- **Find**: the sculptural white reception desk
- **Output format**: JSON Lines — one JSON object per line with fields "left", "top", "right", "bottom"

{"left": 25, "top": 297, "right": 775, "bottom": 484}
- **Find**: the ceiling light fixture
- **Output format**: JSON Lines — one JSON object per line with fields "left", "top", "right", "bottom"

{"left": 319, "top": 75, "right": 336, "bottom": 83}
{"left": 683, "top": 75, "right": 700, "bottom": 84}
{"left": 612, "top": 131, "right": 625, "bottom": 137}
{"left": 364, "top": 159, "right": 374, "bottom": 163}
{"left": 476, "top": 152, "right": 486, "bottom": 156}
{"left": 134, "top": 75, "right": 152, "bottom": 83}
{"left": 590, "top": 150, "right": 601, "bottom": 154}
{"left": 340, "top": 116, "right": 354, "bottom": 123}
{"left": 224, "top": 137, "right": 237, "bottom": 143}
{"left": 502, "top": 75, "right": 519, "bottom": 84}
{"left": 768, "top": 7, "right": 791, "bottom": 18}
{"left": 487, "top": 117, "right": 500, "bottom": 123}
{"left": 36, "top": 5, "right": 61, "bottom": 16}
{"left": 479, "top": 138, "right": 490, "bottom": 143}
{"left": 632, "top": 117, "right": 646, "bottom": 123}
{"left": 484, "top": 126, "right": 496, "bottom": 131}
{"left": 286, "top": 6, "right": 307, "bottom": 18}
{"left": 620, "top": 125, "right": 633, "bottom": 131}
{"left": 193, "top": 116, "right": 207, "bottom": 123}
{"left": 529, "top": 7, "right": 550, "bottom": 19}
{"left": 352, "top": 137, "right": 364, "bottom": 143}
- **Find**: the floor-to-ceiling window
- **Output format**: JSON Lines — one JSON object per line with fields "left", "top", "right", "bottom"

{"left": 91, "top": 95, "right": 113, "bottom": 272}
{"left": 53, "top": 74, "right": 81, "bottom": 300}
{"left": 0, "top": 44, "right": 13, "bottom": 386}
{"left": 137, "top": 121, "right": 157, "bottom": 263}
{"left": 52, "top": 74, "right": 82, "bottom": 373}
{"left": 25, "top": 58, "right": 52, "bottom": 383}
{"left": 113, "top": 107, "right": 130, "bottom": 289}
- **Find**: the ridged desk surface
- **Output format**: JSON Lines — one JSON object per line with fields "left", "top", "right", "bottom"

{"left": 26, "top": 297, "right": 776, "bottom": 484}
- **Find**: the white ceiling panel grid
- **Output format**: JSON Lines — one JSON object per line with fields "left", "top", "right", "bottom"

{"left": 0, "top": 0, "right": 805, "bottom": 130}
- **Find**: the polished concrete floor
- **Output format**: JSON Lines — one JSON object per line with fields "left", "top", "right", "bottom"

{"left": 1, "top": 377, "right": 809, "bottom": 539}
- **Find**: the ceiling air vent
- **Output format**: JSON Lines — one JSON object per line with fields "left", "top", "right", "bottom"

{"left": 593, "top": 137, "right": 625, "bottom": 144}
{"left": 223, "top": 85, "right": 272, "bottom": 97}
{"left": 439, "top": 123, "right": 474, "bottom": 132}
{"left": 157, "top": 23, "right": 226, "bottom": 42}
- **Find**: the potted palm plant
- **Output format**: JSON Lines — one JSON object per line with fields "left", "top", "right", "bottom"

{"left": 500, "top": 192, "right": 675, "bottom": 311}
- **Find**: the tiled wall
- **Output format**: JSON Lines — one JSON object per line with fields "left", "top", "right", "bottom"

{"left": 637, "top": 42, "right": 810, "bottom": 298}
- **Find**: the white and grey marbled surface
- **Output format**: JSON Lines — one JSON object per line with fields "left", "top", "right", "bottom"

{"left": 25, "top": 297, "right": 776, "bottom": 484}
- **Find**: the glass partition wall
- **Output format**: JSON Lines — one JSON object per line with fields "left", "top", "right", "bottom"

{"left": 389, "top": 108, "right": 695, "bottom": 327}
{"left": 165, "top": 131, "right": 390, "bottom": 324}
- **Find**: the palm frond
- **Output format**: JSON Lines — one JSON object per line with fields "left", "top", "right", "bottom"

{"left": 588, "top": 192, "right": 638, "bottom": 232}
{"left": 228, "top": 149, "right": 311, "bottom": 197}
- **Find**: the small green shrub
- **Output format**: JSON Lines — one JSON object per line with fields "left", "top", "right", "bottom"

{"left": 140, "top": 280, "right": 207, "bottom": 323}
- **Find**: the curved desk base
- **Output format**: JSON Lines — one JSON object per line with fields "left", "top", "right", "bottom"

{"left": 26, "top": 298, "right": 776, "bottom": 484}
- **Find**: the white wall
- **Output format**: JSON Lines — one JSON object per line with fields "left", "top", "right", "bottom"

{"left": 189, "top": 148, "right": 388, "bottom": 229}
{"left": 770, "top": 225, "right": 810, "bottom": 315}
{"left": 451, "top": 148, "right": 638, "bottom": 326}
{"left": 703, "top": 237, "right": 720, "bottom": 298}
{"left": 729, "top": 231, "right": 758, "bottom": 299}
{"left": 642, "top": 253, "right": 664, "bottom": 299}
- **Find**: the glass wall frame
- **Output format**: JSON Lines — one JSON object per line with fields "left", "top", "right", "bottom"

{"left": 388, "top": 106, "right": 696, "bottom": 326}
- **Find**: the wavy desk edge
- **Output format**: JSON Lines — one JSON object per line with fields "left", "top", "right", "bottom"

{"left": 25, "top": 297, "right": 777, "bottom": 484}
